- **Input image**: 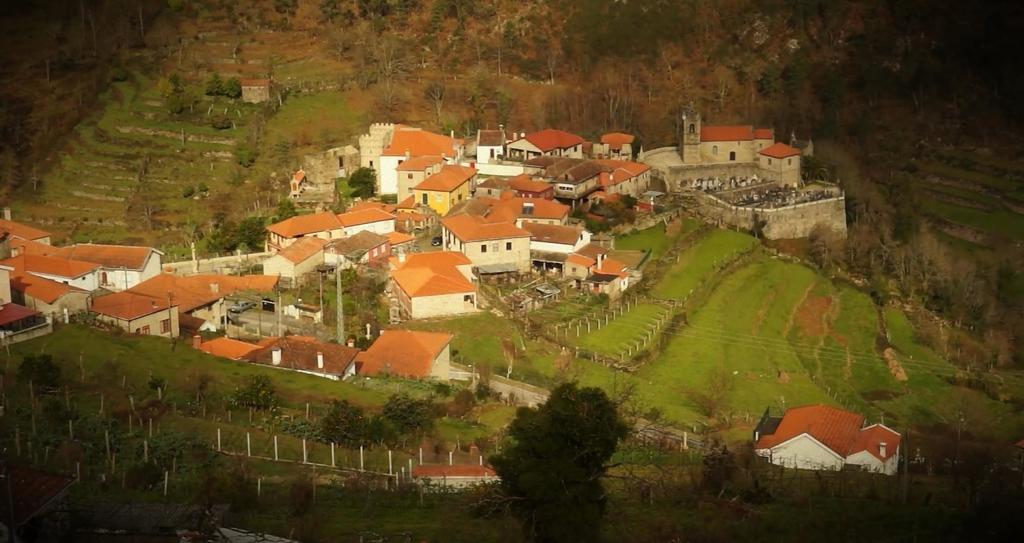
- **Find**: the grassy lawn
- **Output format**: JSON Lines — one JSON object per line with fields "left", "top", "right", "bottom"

{"left": 264, "top": 91, "right": 364, "bottom": 153}
{"left": 921, "top": 198, "right": 1024, "bottom": 239}
{"left": 570, "top": 303, "right": 670, "bottom": 357}
{"left": 652, "top": 229, "right": 757, "bottom": 300}
{"left": 616, "top": 217, "right": 701, "bottom": 261}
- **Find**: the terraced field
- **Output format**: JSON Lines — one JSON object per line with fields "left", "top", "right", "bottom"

{"left": 568, "top": 302, "right": 671, "bottom": 357}
{"left": 651, "top": 228, "right": 757, "bottom": 300}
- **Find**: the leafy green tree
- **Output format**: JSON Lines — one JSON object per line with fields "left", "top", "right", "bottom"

{"left": 490, "top": 383, "right": 629, "bottom": 542}
{"left": 348, "top": 167, "right": 376, "bottom": 199}
{"left": 319, "top": 400, "right": 368, "bottom": 447}
{"left": 757, "top": 65, "right": 781, "bottom": 97}
{"left": 273, "top": 198, "right": 298, "bottom": 222}
{"left": 205, "top": 73, "right": 224, "bottom": 96}
{"left": 236, "top": 216, "right": 267, "bottom": 252}
{"left": 19, "top": 354, "right": 61, "bottom": 391}
{"left": 320, "top": 0, "right": 340, "bottom": 22}
{"left": 222, "top": 78, "right": 242, "bottom": 99}
{"left": 381, "top": 393, "right": 434, "bottom": 438}
{"left": 229, "top": 375, "right": 278, "bottom": 411}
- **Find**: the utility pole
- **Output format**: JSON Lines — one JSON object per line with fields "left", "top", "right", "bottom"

{"left": 336, "top": 266, "right": 344, "bottom": 343}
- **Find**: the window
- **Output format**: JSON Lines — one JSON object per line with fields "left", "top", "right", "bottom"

{"left": 768, "top": 158, "right": 773, "bottom": 165}
{"left": 407, "top": 173, "right": 413, "bottom": 179}
{"left": 101, "top": 271, "right": 108, "bottom": 285}
{"left": 689, "top": 123, "right": 695, "bottom": 134}
{"left": 421, "top": 193, "right": 428, "bottom": 205}
{"left": 506, "top": 242, "right": 512, "bottom": 250}
{"left": 729, "top": 151, "right": 736, "bottom": 161}
{"left": 481, "top": 244, "right": 487, "bottom": 253}
{"left": 369, "top": 160, "right": 374, "bottom": 168}
{"left": 787, "top": 159, "right": 792, "bottom": 166}
{"left": 463, "top": 295, "right": 474, "bottom": 303}
{"left": 161, "top": 319, "right": 171, "bottom": 333}
{"left": 712, "top": 145, "right": 718, "bottom": 155}
{"left": 141, "top": 325, "right": 151, "bottom": 335}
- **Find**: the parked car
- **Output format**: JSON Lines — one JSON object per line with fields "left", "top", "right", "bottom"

{"left": 430, "top": 236, "right": 442, "bottom": 247}
{"left": 228, "top": 301, "right": 256, "bottom": 313}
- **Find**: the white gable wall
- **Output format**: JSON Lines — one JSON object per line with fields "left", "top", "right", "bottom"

{"left": 759, "top": 434, "right": 845, "bottom": 472}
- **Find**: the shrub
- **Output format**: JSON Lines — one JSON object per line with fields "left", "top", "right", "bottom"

{"left": 235, "top": 146, "right": 256, "bottom": 167}
{"left": 222, "top": 78, "right": 242, "bottom": 99}
{"left": 182, "top": 186, "right": 196, "bottom": 198}
{"left": 229, "top": 375, "right": 278, "bottom": 411}
{"left": 110, "top": 66, "right": 128, "bottom": 82}
{"left": 210, "top": 114, "right": 232, "bottom": 130}
{"left": 19, "top": 354, "right": 61, "bottom": 391}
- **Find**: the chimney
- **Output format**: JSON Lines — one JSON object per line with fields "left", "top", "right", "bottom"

{"left": 450, "top": 129, "right": 455, "bottom": 139}
{"left": 398, "top": 251, "right": 406, "bottom": 263}
{"left": 316, "top": 351, "right": 324, "bottom": 369}
{"left": 209, "top": 281, "right": 219, "bottom": 294}
{"left": 271, "top": 347, "right": 282, "bottom": 366}
{"left": 346, "top": 338, "right": 355, "bottom": 348}
{"left": 596, "top": 253, "right": 605, "bottom": 269}
{"left": 2, "top": 207, "right": 10, "bottom": 221}
{"left": 192, "top": 335, "right": 202, "bottom": 349}
{"left": 404, "top": 149, "right": 410, "bottom": 160}
{"left": 879, "top": 441, "right": 887, "bottom": 458}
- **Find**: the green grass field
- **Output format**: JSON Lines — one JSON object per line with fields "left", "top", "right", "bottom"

{"left": 652, "top": 229, "right": 757, "bottom": 300}
{"left": 616, "top": 217, "right": 702, "bottom": 261}
{"left": 570, "top": 303, "right": 670, "bottom": 357}
{"left": 921, "top": 198, "right": 1024, "bottom": 238}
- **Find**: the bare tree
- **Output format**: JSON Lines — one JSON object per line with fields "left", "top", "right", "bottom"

{"left": 424, "top": 80, "right": 446, "bottom": 127}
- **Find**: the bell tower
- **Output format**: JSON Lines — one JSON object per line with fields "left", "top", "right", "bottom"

{"left": 681, "top": 111, "right": 702, "bottom": 164}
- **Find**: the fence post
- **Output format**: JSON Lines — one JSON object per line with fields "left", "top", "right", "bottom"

{"left": 216, "top": 428, "right": 221, "bottom": 452}
{"left": 331, "top": 443, "right": 335, "bottom": 467}
{"left": 274, "top": 435, "right": 279, "bottom": 461}
{"left": 683, "top": 431, "right": 689, "bottom": 450}
{"left": 359, "top": 446, "right": 364, "bottom": 471}
{"left": 388, "top": 450, "right": 393, "bottom": 475}
{"left": 246, "top": 433, "right": 251, "bottom": 457}
{"left": 163, "top": 470, "right": 169, "bottom": 496}
{"left": 302, "top": 439, "right": 308, "bottom": 464}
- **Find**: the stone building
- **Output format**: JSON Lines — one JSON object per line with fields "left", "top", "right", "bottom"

{"left": 240, "top": 79, "right": 271, "bottom": 104}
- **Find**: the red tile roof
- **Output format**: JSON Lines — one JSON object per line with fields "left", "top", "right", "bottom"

{"left": 91, "top": 291, "right": 174, "bottom": 321}
{"left": 507, "top": 175, "right": 552, "bottom": 194}
{"left": 199, "top": 337, "right": 262, "bottom": 360}
{"left": 9, "top": 273, "right": 85, "bottom": 304}
{"left": 390, "top": 251, "right": 475, "bottom": 297}
{"left": 600, "top": 132, "right": 635, "bottom": 150}
{"left": 522, "top": 223, "right": 582, "bottom": 245}
{"left": 396, "top": 195, "right": 417, "bottom": 210}
{"left": 566, "top": 253, "right": 595, "bottom": 268}
{"left": 336, "top": 208, "right": 396, "bottom": 227}
{"left": 397, "top": 155, "right": 444, "bottom": 171}
{"left": 55, "top": 243, "right": 160, "bottom": 270}
{"left": 758, "top": 142, "right": 802, "bottom": 159}
{"left": 276, "top": 237, "right": 328, "bottom": 264}
{"left": 755, "top": 404, "right": 900, "bottom": 461}
{"left": 701, "top": 125, "right": 755, "bottom": 142}
{"left": 412, "top": 464, "right": 497, "bottom": 478}
{"left": 0, "top": 253, "right": 100, "bottom": 279}
{"left": 240, "top": 79, "right": 271, "bottom": 87}
{"left": 356, "top": 329, "right": 453, "bottom": 378}
{"left": 522, "top": 129, "right": 585, "bottom": 152}
{"left": 8, "top": 237, "right": 59, "bottom": 257}
{"left": 754, "top": 128, "right": 774, "bottom": 139}
{"left": 442, "top": 214, "right": 530, "bottom": 242}
{"left": 0, "top": 219, "right": 52, "bottom": 241}
{"left": 292, "top": 170, "right": 306, "bottom": 183}
{"left": 0, "top": 303, "right": 42, "bottom": 326}
{"left": 385, "top": 231, "right": 415, "bottom": 246}
{"left": 383, "top": 129, "right": 459, "bottom": 158}
{"left": 129, "top": 274, "right": 278, "bottom": 313}
{"left": 414, "top": 165, "right": 476, "bottom": 192}
{"left": 485, "top": 197, "right": 568, "bottom": 223}
{"left": 243, "top": 335, "right": 360, "bottom": 376}
{"left": 267, "top": 212, "right": 342, "bottom": 239}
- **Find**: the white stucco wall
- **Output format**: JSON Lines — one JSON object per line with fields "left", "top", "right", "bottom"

{"left": 343, "top": 220, "right": 395, "bottom": 237}
{"left": 31, "top": 270, "right": 100, "bottom": 292}
{"left": 760, "top": 435, "right": 845, "bottom": 471}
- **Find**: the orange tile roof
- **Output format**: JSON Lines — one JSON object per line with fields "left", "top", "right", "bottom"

{"left": 8, "top": 272, "right": 85, "bottom": 304}
{"left": 240, "top": 78, "right": 271, "bottom": 87}
{"left": 129, "top": 273, "right": 278, "bottom": 313}
{"left": 55, "top": 243, "right": 161, "bottom": 270}
{"left": 566, "top": 253, "right": 595, "bottom": 268}
{"left": 0, "top": 253, "right": 99, "bottom": 279}
{"left": 522, "top": 129, "right": 585, "bottom": 152}
{"left": 755, "top": 404, "right": 871, "bottom": 458}
{"left": 701, "top": 125, "right": 755, "bottom": 142}
{"left": 412, "top": 464, "right": 497, "bottom": 478}
{"left": 522, "top": 223, "right": 582, "bottom": 245}
{"left": 336, "top": 208, "right": 396, "bottom": 227}
{"left": 595, "top": 257, "right": 629, "bottom": 278}
{"left": 385, "top": 231, "right": 415, "bottom": 246}
{"left": 396, "top": 195, "right": 417, "bottom": 210}
{"left": 485, "top": 197, "right": 568, "bottom": 223}
{"left": 348, "top": 201, "right": 397, "bottom": 214}
{"left": 266, "top": 211, "right": 342, "bottom": 239}
{"left": 390, "top": 251, "right": 475, "bottom": 297}
{"left": 754, "top": 128, "right": 774, "bottom": 139}
{"left": 850, "top": 424, "right": 902, "bottom": 461}
{"left": 392, "top": 251, "right": 472, "bottom": 270}
{"left": 759, "top": 142, "right": 802, "bottom": 159}
{"left": 441, "top": 214, "right": 530, "bottom": 242}
{"left": 414, "top": 165, "right": 476, "bottom": 192}
{"left": 383, "top": 129, "right": 459, "bottom": 158}
{"left": 276, "top": 237, "right": 328, "bottom": 264}
{"left": 244, "top": 335, "right": 361, "bottom": 376}
{"left": 292, "top": 170, "right": 306, "bottom": 183}
{"left": 0, "top": 219, "right": 51, "bottom": 241}
{"left": 91, "top": 291, "right": 173, "bottom": 320}
{"left": 600, "top": 132, "right": 635, "bottom": 150}
{"left": 592, "top": 159, "right": 650, "bottom": 177}
{"left": 356, "top": 329, "right": 453, "bottom": 378}
{"left": 199, "top": 337, "right": 262, "bottom": 360}
{"left": 9, "top": 238, "right": 59, "bottom": 257}
{"left": 507, "top": 175, "right": 552, "bottom": 194}
{"left": 397, "top": 155, "right": 444, "bottom": 171}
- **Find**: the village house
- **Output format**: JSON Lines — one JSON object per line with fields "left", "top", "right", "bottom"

{"left": 389, "top": 252, "right": 478, "bottom": 319}
{"left": 474, "top": 177, "right": 511, "bottom": 198}
{"left": 336, "top": 207, "right": 396, "bottom": 237}
{"left": 412, "top": 165, "right": 477, "bottom": 216}
{"left": 525, "top": 157, "right": 604, "bottom": 206}
{"left": 128, "top": 273, "right": 277, "bottom": 332}
{"left": 244, "top": 335, "right": 361, "bottom": 380}
{"left": 324, "top": 230, "right": 391, "bottom": 269}
{"left": 757, "top": 142, "right": 803, "bottom": 188}
{"left": 51, "top": 244, "right": 163, "bottom": 291}
{"left": 265, "top": 211, "right": 344, "bottom": 251}
{"left": 355, "top": 329, "right": 453, "bottom": 380}
{"left": 0, "top": 212, "right": 52, "bottom": 244}
{"left": 593, "top": 159, "right": 652, "bottom": 198}
{"left": 386, "top": 231, "right": 416, "bottom": 254}
{"left": 592, "top": 132, "right": 635, "bottom": 160}
{"left": 506, "top": 129, "right": 585, "bottom": 161}
{"left": 753, "top": 404, "right": 902, "bottom": 475}
{"left": 0, "top": 253, "right": 101, "bottom": 292}
{"left": 485, "top": 196, "right": 569, "bottom": 227}
{"left": 368, "top": 125, "right": 464, "bottom": 195}
{"left": 288, "top": 169, "right": 307, "bottom": 199}
{"left": 475, "top": 128, "right": 506, "bottom": 164}
{"left": 0, "top": 263, "right": 54, "bottom": 343}
{"left": 239, "top": 78, "right": 271, "bottom": 103}
{"left": 195, "top": 335, "right": 262, "bottom": 360}
{"left": 563, "top": 246, "right": 632, "bottom": 299}
{"left": 262, "top": 237, "right": 328, "bottom": 281}
{"left": 396, "top": 155, "right": 444, "bottom": 202}
{"left": 7, "top": 271, "right": 90, "bottom": 321}
{"left": 524, "top": 223, "right": 592, "bottom": 275}
{"left": 441, "top": 214, "right": 532, "bottom": 274}
{"left": 507, "top": 175, "right": 555, "bottom": 199}
{"left": 90, "top": 291, "right": 180, "bottom": 337}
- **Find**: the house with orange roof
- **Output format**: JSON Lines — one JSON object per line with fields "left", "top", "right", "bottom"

{"left": 375, "top": 126, "right": 464, "bottom": 195}
{"left": 474, "top": 177, "right": 511, "bottom": 198}
{"left": 242, "top": 335, "right": 362, "bottom": 380}
{"left": 337, "top": 207, "right": 396, "bottom": 236}
{"left": 127, "top": 273, "right": 278, "bottom": 332}
{"left": 507, "top": 175, "right": 554, "bottom": 200}
{"left": 90, "top": 290, "right": 179, "bottom": 337}
{"left": 324, "top": 230, "right": 391, "bottom": 269}
{"left": 412, "top": 165, "right": 477, "bottom": 216}
{"left": 240, "top": 78, "right": 271, "bottom": 103}
{"left": 441, "top": 214, "right": 531, "bottom": 274}
{"left": 265, "top": 211, "right": 344, "bottom": 251}
{"left": 753, "top": 404, "right": 901, "bottom": 475}
{"left": 0, "top": 253, "right": 102, "bottom": 292}
{"left": 53, "top": 243, "right": 163, "bottom": 291}
{"left": 385, "top": 231, "right": 416, "bottom": 253}
{"left": 506, "top": 129, "right": 585, "bottom": 161}
{"left": 262, "top": 237, "right": 328, "bottom": 281}
{"left": 475, "top": 128, "right": 506, "bottom": 164}
{"left": 593, "top": 132, "right": 635, "bottom": 160}
{"left": 412, "top": 463, "right": 499, "bottom": 488}
{"left": 592, "top": 159, "right": 652, "bottom": 197}
{"left": 355, "top": 329, "right": 453, "bottom": 380}
{"left": 757, "top": 142, "right": 802, "bottom": 187}
{"left": 485, "top": 196, "right": 569, "bottom": 227}
{"left": 389, "top": 251, "right": 477, "bottom": 319}
{"left": 0, "top": 213, "right": 53, "bottom": 244}
{"left": 194, "top": 335, "right": 262, "bottom": 360}
{"left": 395, "top": 155, "right": 445, "bottom": 201}
{"left": 288, "top": 169, "right": 307, "bottom": 199}
{"left": 8, "top": 271, "right": 90, "bottom": 321}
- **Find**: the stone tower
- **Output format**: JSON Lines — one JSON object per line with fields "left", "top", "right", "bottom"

{"left": 681, "top": 112, "right": 702, "bottom": 164}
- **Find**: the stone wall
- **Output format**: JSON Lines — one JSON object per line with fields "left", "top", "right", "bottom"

{"left": 692, "top": 191, "right": 848, "bottom": 240}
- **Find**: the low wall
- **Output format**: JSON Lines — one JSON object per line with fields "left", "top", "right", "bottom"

{"left": 164, "top": 252, "right": 273, "bottom": 276}
{"left": 462, "top": 161, "right": 526, "bottom": 177}
{"left": 693, "top": 192, "right": 848, "bottom": 239}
